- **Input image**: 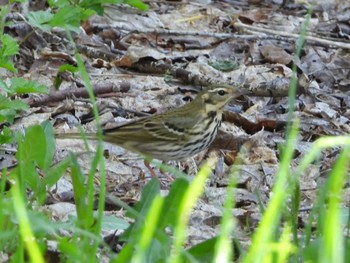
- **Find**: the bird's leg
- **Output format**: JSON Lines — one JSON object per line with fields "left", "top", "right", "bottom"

{"left": 144, "top": 160, "right": 158, "bottom": 177}
{"left": 159, "top": 165, "right": 174, "bottom": 182}
{"left": 143, "top": 160, "right": 174, "bottom": 182}
{"left": 182, "top": 157, "right": 198, "bottom": 176}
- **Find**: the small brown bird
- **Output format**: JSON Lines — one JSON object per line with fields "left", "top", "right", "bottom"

{"left": 56, "top": 85, "right": 242, "bottom": 161}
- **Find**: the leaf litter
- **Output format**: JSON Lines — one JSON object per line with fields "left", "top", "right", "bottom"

{"left": 1, "top": 0, "right": 350, "bottom": 257}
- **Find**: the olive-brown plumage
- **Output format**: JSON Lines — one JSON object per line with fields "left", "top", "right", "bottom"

{"left": 56, "top": 86, "right": 240, "bottom": 160}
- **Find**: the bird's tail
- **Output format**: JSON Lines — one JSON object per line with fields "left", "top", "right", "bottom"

{"left": 55, "top": 132, "right": 97, "bottom": 140}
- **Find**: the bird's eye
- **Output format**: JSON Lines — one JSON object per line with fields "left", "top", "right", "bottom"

{"left": 217, "top": 89, "right": 226, "bottom": 96}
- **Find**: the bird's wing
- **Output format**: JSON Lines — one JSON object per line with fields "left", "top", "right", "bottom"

{"left": 142, "top": 114, "right": 201, "bottom": 141}
{"left": 102, "top": 109, "right": 201, "bottom": 143}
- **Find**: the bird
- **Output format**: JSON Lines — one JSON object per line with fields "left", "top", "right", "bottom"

{"left": 55, "top": 85, "right": 242, "bottom": 163}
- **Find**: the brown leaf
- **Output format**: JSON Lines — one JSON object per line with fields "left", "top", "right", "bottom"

{"left": 259, "top": 45, "right": 292, "bottom": 65}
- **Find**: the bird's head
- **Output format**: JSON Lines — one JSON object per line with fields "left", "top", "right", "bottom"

{"left": 199, "top": 85, "right": 239, "bottom": 112}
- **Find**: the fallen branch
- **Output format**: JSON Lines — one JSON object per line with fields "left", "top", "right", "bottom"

{"left": 25, "top": 82, "right": 131, "bottom": 107}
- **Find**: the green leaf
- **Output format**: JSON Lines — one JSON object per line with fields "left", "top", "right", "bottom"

{"left": 37, "top": 157, "right": 71, "bottom": 205}
{"left": 49, "top": 6, "right": 81, "bottom": 32}
{"left": 27, "top": 11, "right": 54, "bottom": 31}
{"left": 28, "top": 210, "right": 59, "bottom": 235}
{"left": 69, "top": 154, "right": 96, "bottom": 228}
{"left": 41, "top": 121, "right": 56, "bottom": 171}
{"left": 0, "top": 35, "right": 18, "bottom": 72}
{"left": 160, "top": 178, "right": 189, "bottom": 228}
{"left": 0, "top": 34, "right": 19, "bottom": 57}
{"left": 122, "top": 179, "right": 160, "bottom": 241}
{"left": 208, "top": 60, "right": 239, "bottom": 72}
{"left": 184, "top": 237, "right": 218, "bottom": 263}
{"left": 21, "top": 160, "right": 40, "bottom": 192}
{"left": 124, "top": 0, "right": 149, "bottom": 11}
{"left": 0, "top": 95, "right": 28, "bottom": 123}
{"left": 0, "top": 108, "right": 17, "bottom": 123}
{"left": 127, "top": 178, "right": 160, "bottom": 219}
{"left": 58, "top": 64, "right": 79, "bottom": 73}
{"left": 0, "top": 57, "right": 16, "bottom": 72}
{"left": 0, "top": 78, "right": 10, "bottom": 93}
{"left": 0, "top": 95, "right": 28, "bottom": 110}
{"left": 0, "top": 126, "right": 13, "bottom": 144}
{"left": 48, "top": 0, "right": 73, "bottom": 8}
{"left": 303, "top": 238, "right": 320, "bottom": 263}
{"left": 114, "top": 243, "right": 133, "bottom": 263}
{"left": 80, "top": 8, "right": 97, "bottom": 21}
{"left": 70, "top": 155, "right": 86, "bottom": 200}
{"left": 10, "top": 78, "right": 48, "bottom": 94}
{"left": 102, "top": 215, "right": 129, "bottom": 231}
{"left": 41, "top": 157, "right": 71, "bottom": 189}
{"left": 21, "top": 125, "right": 47, "bottom": 169}
{"left": 118, "top": 179, "right": 171, "bottom": 262}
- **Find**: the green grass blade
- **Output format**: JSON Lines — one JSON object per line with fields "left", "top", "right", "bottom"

{"left": 169, "top": 163, "right": 212, "bottom": 263}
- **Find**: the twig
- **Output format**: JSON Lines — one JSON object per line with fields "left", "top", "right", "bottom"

{"left": 96, "top": 23, "right": 295, "bottom": 42}
{"left": 25, "top": 82, "right": 131, "bottom": 107}
{"left": 234, "top": 20, "right": 350, "bottom": 49}
{"left": 98, "top": 22, "right": 350, "bottom": 49}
